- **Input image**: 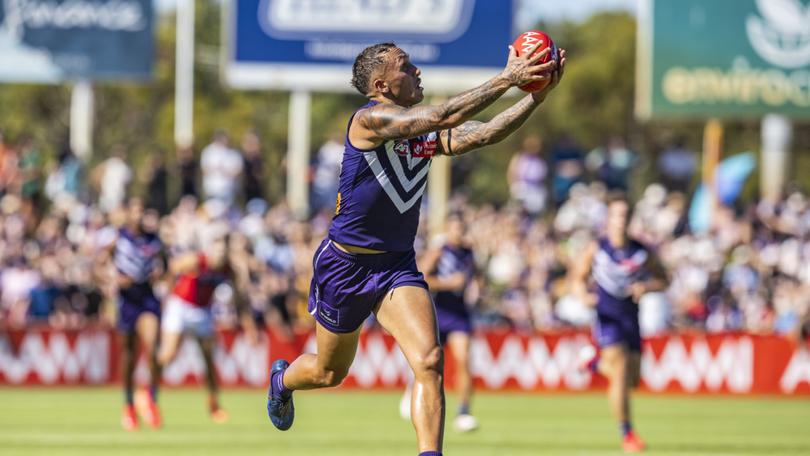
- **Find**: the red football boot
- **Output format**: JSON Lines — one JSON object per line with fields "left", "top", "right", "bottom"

{"left": 146, "top": 395, "right": 163, "bottom": 429}
{"left": 121, "top": 404, "right": 139, "bottom": 431}
{"left": 622, "top": 431, "right": 647, "bottom": 453}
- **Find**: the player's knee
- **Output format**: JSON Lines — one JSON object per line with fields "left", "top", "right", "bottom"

{"left": 602, "top": 352, "right": 627, "bottom": 378}
{"left": 412, "top": 344, "right": 444, "bottom": 380}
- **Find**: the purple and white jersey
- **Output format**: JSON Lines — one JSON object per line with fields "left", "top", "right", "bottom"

{"left": 592, "top": 237, "right": 649, "bottom": 316}
{"left": 433, "top": 244, "right": 475, "bottom": 314}
{"left": 114, "top": 228, "right": 162, "bottom": 284}
{"left": 328, "top": 101, "right": 437, "bottom": 252}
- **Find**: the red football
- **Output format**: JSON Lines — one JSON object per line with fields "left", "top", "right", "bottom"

{"left": 512, "top": 30, "right": 558, "bottom": 93}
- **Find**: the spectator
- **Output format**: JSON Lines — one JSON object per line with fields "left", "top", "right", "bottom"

{"left": 95, "top": 145, "right": 132, "bottom": 213}
{"left": 241, "top": 131, "right": 266, "bottom": 203}
{"left": 658, "top": 138, "right": 697, "bottom": 192}
{"left": 586, "top": 136, "right": 637, "bottom": 192}
{"left": 44, "top": 144, "right": 84, "bottom": 209}
{"left": 507, "top": 135, "right": 548, "bottom": 216}
{"left": 178, "top": 146, "right": 198, "bottom": 199}
{"left": 550, "top": 135, "right": 585, "bottom": 207}
{"left": 144, "top": 151, "right": 169, "bottom": 215}
{"left": 18, "top": 136, "right": 43, "bottom": 205}
{"left": 0, "top": 131, "right": 20, "bottom": 196}
{"left": 1, "top": 255, "right": 41, "bottom": 327}
{"left": 311, "top": 135, "right": 343, "bottom": 213}
{"left": 27, "top": 255, "right": 61, "bottom": 324}
{"left": 201, "top": 131, "right": 243, "bottom": 205}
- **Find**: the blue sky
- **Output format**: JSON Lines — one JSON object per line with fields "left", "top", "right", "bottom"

{"left": 156, "top": 0, "right": 636, "bottom": 24}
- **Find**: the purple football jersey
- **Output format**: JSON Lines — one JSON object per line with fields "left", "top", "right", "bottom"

{"left": 328, "top": 101, "right": 437, "bottom": 252}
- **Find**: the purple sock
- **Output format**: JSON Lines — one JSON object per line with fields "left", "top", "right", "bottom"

{"left": 621, "top": 420, "right": 633, "bottom": 437}
{"left": 272, "top": 370, "right": 291, "bottom": 398}
{"left": 418, "top": 452, "right": 442, "bottom": 456}
{"left": 588, "top": 356, "right": 600, "bottom": 373}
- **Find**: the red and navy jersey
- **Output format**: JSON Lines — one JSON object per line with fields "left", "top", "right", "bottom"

{"left": 328, "top": 101, "right": 436, "bottom": 252}
{"left": 172, "top": 254, "right": 230, "bottom": 307}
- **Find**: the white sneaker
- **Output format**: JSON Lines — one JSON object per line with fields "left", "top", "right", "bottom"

{"left": 399, "top": 389, "right": 411, "bottom": 420}
{"left": 454, "top": 414, "right": 479, "bottom": 433}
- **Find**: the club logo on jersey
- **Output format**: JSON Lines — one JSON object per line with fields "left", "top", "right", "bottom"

{"left": 393, "top": 141, "right": 409, "bottom": 156}
{"left": 392, "top": 138, "right": 437, "bottom": 158}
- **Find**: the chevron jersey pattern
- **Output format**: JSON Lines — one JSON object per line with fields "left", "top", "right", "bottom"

{"left": 328, "top": 101, "right": 436, "bottom": 252}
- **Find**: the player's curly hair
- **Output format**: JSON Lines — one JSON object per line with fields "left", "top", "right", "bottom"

{"left": 351, "top": 42, "right": 398, "bottom": 96}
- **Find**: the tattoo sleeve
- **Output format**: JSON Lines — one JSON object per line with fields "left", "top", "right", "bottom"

{"left": 357, "top": 75, "right": 511, "bottom": 141}
{"left": 439, "top": 95, "right": 540, "bottom": 156}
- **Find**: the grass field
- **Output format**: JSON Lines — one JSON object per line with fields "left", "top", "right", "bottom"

{"left": 0, "top": 388, "right": 808, "bottom": 456}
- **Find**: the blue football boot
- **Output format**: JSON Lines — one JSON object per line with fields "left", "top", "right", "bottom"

{"left": 267, "top": 359, "right": 295, "bottom": 431}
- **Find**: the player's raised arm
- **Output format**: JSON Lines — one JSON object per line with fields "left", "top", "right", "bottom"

{"left": 351, "top": 43, "right": 556, "bottom": 148}
{"left": 438, "top": 49, "right": 566, "bottom": 156}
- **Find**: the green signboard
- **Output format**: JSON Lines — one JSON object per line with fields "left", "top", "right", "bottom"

{"left": 636, "top": 0, "right": 810, "bottom": 119}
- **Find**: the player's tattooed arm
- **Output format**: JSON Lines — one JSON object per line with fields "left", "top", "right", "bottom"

{"left": 356, "top": 79, "right": 509, "bottom": 142}
{"left": 354, "top": 45, "right": 556, "bottom": 144}
{"left": 437, "top": 95, "right": 537, "bottom": 156}
{"left": 438, "top": 49, "right": 566, "bottom": 156}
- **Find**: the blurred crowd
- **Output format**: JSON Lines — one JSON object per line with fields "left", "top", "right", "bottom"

{"left": 0, "top": 129, "right": 809, "bottom": 340}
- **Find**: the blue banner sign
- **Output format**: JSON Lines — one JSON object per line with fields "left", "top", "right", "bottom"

{"left": 0, "top": 0, "right": 154, "bottom": 83}
{"left": 225, "top": 0, "right": 515, "bottom": 93}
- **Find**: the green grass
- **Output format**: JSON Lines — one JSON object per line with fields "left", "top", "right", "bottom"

{"left": 0, "top": 388, "right": 808, "bottom": 455}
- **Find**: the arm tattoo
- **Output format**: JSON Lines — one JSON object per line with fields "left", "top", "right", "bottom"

{"left": 441, "top": 95, "right": 539, "bottom": 156}
{"left": 357, "top": 76, "right": 511, "bottom": 142}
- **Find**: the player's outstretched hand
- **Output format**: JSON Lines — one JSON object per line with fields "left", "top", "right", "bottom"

{"left": 501, "top": 43, "right": 557, "bottom": 88}
{"left": 532, "top": 48, "right": 566, "bottom": 102}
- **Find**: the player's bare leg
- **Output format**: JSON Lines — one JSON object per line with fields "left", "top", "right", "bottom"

{"left": 600, "top": 344, "right": 644, "bottom": 452}
{"left": 626, "top": 351, "right": 642, "bottom": 389}
{"left": 198, "top": 335, "right": 227, "bottom": 423}
{"left": 283, "top": 325, "right": 361, "bottom": 390}
{"left": 599, "top": 345, "right": 629, "bottom": 425}
{"left": 375, "top": 286, "right": 445, "bottom": 453}
{"left": 135, "top": 313, "right": 161, "bottom": 428}
{"left": 120, "top": 331, "right": 139, "bottom": 431}
{"left": 267, "top": 324, "right": 361, "bottom": 431}
{"left": 447, "top": 331, "right": 477, "bottom": 432}
{"left": 157, "top": 330, "right": 183, "bottom": 366}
